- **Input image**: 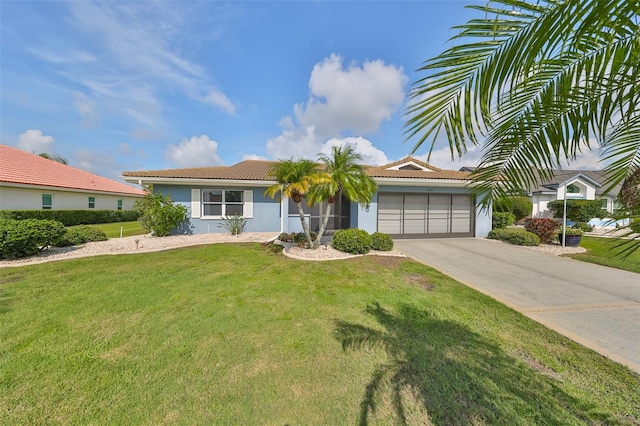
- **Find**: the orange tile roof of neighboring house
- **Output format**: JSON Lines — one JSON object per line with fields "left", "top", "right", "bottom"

{"left": 122, "top": 157, "right": 470, "bottom": 182}
{"left": 0, "top": 144, "right": 145, "bottom": 196}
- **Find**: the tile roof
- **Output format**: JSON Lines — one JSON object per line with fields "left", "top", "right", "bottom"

{"left": 122, "top": 157, "right": 471, "bottom": 182}
{"left": 0, "top": 144, "right": 145, "bottom": 196}
{"left": 525, "top": 169, "right": 620, "bottom": 196}
{"left": 122, "top": 160, "right": 275, "bottom": 180}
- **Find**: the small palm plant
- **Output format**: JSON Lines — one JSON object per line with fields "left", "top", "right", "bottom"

{"left": 217, "top": 214, "right": 247, "bottom": 235}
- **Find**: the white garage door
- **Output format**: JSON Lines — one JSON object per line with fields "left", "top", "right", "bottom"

{"left": 377, "top": 193, "right": 473, "bottom": 237}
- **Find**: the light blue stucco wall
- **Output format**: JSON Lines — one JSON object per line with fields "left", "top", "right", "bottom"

{"left": 154, "top": 184, "right": 281, "bottom": 234}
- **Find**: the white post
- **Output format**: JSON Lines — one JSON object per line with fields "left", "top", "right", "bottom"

{"left": 562, "top": 183, "right": 567, "bottom": 247}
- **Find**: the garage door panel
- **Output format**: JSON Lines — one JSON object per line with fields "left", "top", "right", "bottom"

{"left": 451, "top": 195, "right": 472, "bottom": 233}
{"left": 378, "top": 194, "right": 403, "bottom": 234}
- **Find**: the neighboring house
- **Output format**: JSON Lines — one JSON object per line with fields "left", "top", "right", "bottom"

{"left": 527, "top": 170, "right": 619, "bottom": 218}
{"left": 459, "top": 166, "right": 619, "bottom": 218}
{"left": 122, "top": 157, "right": 492, "bottom": 238}
{"left": 0, "top": 144, "right": 145, "bottom": 210}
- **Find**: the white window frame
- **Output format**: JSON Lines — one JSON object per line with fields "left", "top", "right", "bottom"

{"left": 117, "top": 199, "right": 123, "bottom": 211}
{"left": 199, "top": 189, "right": 253, "bottom": 219}
{"left": 88, "top": 196, "right": 96, "bottom": 209}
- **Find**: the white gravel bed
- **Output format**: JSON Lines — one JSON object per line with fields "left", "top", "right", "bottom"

{"left": 0, "top": 232, "right": 278, "bottom": 268}
{"left": 282, "top": 242, "right": 406, "bottom": 261}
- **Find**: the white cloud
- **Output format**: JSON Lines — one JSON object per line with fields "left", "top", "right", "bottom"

{"left": 17, "top": 130, "right": 55, "bottom": 153}
{"left": 204, "top": 89, "right": 236, "bottom": 115}
{"left": 296, "top": 54, "right": 407, "bottom": 136}
{"left": 73, "top": 91, "right": 101, "bottom": 126}
{"left": 266, "top": 125, "right": 322, "bottom": 160}
{"left": 241, "top": 153, "right": 268, "bottom": 161}
{"left": 414, "top": 144, "right": 484, "bottom": 170}
{"left": 166, "top": 135, "right": 223, "bottom": 167}
{"left": 266, "top": 54, "right": 407, "bottom": 160}
{"left": 320, "top": 137, "right": 390, "bottom": 166}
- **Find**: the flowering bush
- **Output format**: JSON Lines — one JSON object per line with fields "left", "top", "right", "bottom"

{"left": 524, "top": 218, "right": 560, "bottom": 243}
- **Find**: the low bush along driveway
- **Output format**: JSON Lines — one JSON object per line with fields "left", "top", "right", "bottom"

{"left": 1, "top": 243, "right": 638, "bottom": 424}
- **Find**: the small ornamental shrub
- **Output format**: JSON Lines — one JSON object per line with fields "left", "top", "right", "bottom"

{"left": 492, "top": 212, "right": 516, "bottom": 229}
{"left": 134, "top": 192, "right": 188, "bottom": 237}
{"left": 217, "top": 214, "right": 247, "bottom": 235}
{"left": 56, "top": 226, "right": 108, "bottom": 247}
{"left": 630, "top": 219, "right": 640, "bottom": 233}
{"left": 524, "top": 218, "right": 561, "bottom": 243}
{"left": 559, "top": 227, "right": 584, "bottom": 236}
{"left": 488, "top": 228, "right": 540, "bottom": 246}
{"left": 573, "top": 222, "right": 594, "bottom": 232}
{"left": 0, "top": 219, "right": 66, "bottom": 259}
{"left": 371, "top": 232, "right": 394, "bottom": 251}
{"left": 293, "top": 231, "right": 317, "bottom": 246}
{"left": 331, "top": 228, "right": 372, "bottom": 254}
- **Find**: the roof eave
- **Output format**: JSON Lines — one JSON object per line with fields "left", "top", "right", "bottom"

{"left": 121, "top": 176, "right": 276, "bottom": 187}
{"left": 0, "top": 181, "right": 144, "bottom": 197}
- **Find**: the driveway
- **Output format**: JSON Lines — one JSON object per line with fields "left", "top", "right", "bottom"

{"left": 394, "top": 238, "right": 640, "bottom": 373}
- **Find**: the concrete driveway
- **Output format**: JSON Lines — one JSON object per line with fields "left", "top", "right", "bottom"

{"left": 394, "top": 238, "right": 640, "bottom": 373}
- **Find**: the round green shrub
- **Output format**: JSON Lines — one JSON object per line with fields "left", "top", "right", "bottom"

{"left": 488, "top": 228, "right": 540, "bottom": 246}
{"left": 492, "top": 212, "right": 516, "bottom": 229}
{"left": 573, "top": 222, "right": 594, "bottom": 232}
{"left": 629, "top": 219, "right": 640, "bottom": 233}
{"left": 331, "top": 228, "right": 372, "bottom": 254}
{"left": 56, "top": 225, "right": 108, "bottom": 247}
{"left": 371, "top": 232, "right": 393, "bottom": 251}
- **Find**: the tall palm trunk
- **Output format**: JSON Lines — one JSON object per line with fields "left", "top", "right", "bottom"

{"left": 313, "top": 201, "right": 333, "bottom": 248}
{"left": 296, "top": 201, "right": 313, "bottom": 249}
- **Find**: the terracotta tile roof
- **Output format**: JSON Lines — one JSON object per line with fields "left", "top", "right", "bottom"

{"left": 0, "top": 144, "right": 145, "bottom": 196}
{"left": 122, "top": 156, "right": 470, "bottom": 182}
{"left": 122, "top": 160, "right": 275, "bottom": 180}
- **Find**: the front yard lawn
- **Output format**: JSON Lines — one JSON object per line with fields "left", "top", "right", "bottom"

{"left": 1, "top": 244, "right": 638, "bottom": 424}
{"left": 74, "top": 221, "right": 146, "bottom": 239}
{"left": 567, "top": 236, "right": 640, "bottom": 273}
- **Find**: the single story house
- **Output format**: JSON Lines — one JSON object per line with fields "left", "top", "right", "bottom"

{"left": 0, "top": 144, "right": 145, "bottom": 210}
{"left": 122, "top": 157, "right": 491, "bottom": 238}
{"left": 459, "top": 166, "right": 619, "bottom": 218}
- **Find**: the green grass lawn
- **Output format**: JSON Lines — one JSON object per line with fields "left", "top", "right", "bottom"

{"left": 1, "top": 244, "right": 638, "bottom": 424}
{"left": 74, "top": 221, "right": 146, "bottom": 238}
{"left": 567, "top": 236, "right": 640, "bottom": 273}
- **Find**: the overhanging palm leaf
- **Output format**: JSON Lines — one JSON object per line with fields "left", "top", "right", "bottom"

{"left": 406, "top": 0, "right": 640, "bottom": 204}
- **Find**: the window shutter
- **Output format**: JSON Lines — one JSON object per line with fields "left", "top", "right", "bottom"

{"left": 191, "top": 189, "right": 201, "bottom": 218}
{"left": 243, "top": 190, "right": 253, "bottom": 218}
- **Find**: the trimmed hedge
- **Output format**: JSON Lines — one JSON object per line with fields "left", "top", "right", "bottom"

{"left": 487, "top": 228, "right": 540, "bottom": 246}
{"left": 371, "top": 232, "right": 394, "bottom": 251}
{"left": 524, "top": 218, "right": 561, "bottom": 244}
{"left": 277, "top": 232, "right": 318, "bottom": 245}
{"left": 56, "top": 226, "right": 108, "bottom": 247}
{"left": 0, "top": 210, "right": 140, "bottom": 226}
{"left": 331, "top": 229, "right": 372, "bottom": 254}
{"left": 0, "top": 219, "right": 66, "bottom": 259}
{"left": 547, "top": 199, "right": 606, "bottom": 222}
{"left": 492, "top": 212, "right": 515, "bottom": 229}
{"left": 494, "top": 196, "right": 533, "bottom": 221}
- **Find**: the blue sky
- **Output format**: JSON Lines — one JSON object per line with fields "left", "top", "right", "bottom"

{"left": 0, "top": 1, "right": 601, "bottom": 182}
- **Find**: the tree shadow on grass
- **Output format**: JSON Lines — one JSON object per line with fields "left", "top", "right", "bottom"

{"left": 335, "top": 302, "right": 608, "bottom": 425}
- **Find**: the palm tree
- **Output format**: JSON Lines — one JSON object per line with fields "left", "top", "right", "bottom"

{"left": 308, "top": 145, "right": 377, "bottom": 248}
{"left": 405, "top": 1, "right": 639, "bottom": 205}
{"left": 265, "top": 159, "right": 327, "bottom": 248}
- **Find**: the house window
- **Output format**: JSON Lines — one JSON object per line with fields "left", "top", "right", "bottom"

{"left": 88, "top": 196, "right": 96, "bottom": 209}
{"left": 202, "top": 189, "right": 243, "bottom": 217}
{"left": 117, "top": 199, "right": 123, "bottom": 210}
{"left": 42, "top": 194, "right": 52, "bottom": 210}
{"left": 567, "top": 184, "right": 580, "bottom": 194}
